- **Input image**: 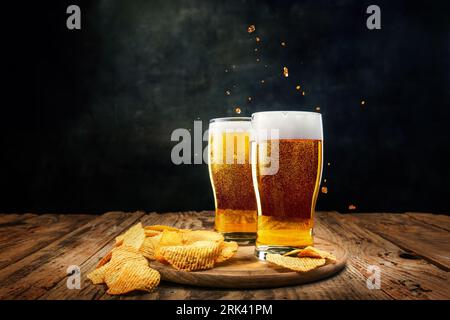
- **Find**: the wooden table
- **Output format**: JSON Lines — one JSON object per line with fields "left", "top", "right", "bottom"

{"left": 0, "top": 211, "right": 449, "bottom": 300}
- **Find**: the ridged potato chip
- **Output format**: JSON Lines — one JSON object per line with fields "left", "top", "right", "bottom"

{"left": 144, "top": 230, "right": 162, "bottom": 237}
{"left": 215, "top": 241, "right": 238, "bottom": 263}
{"left": 120, "top": 223, "right": 146, "bottom": 249}
{"left": 107, "top": 261, "right": 160, "bottom": 295}
{"left": 104, "top": 246, "right": 148, "bottom": 286}
{"left": 144, "top": 225, "right": 180, "bottom": 232}
{"left": 298, "top": 246, "right": 337, "bottom": 263}
{"left": 96, "top": 250, "right": 113, "bottom": 268}
{"left": 182, "top": 230, "right": 224, "bottom": 244}
{"left": 88, "top": 245, "right": 151, "bottom": 286}
{"left": 159, "top": 241, "right": 221, "bottom": 271}
{"left": 159, "top": 230, "right": 184, "bottom": 246}
{"left": 283, "top": 249, "right": 302, "bottom": 257}
{"left": 87, "top": 264, "right": 108, "bottom": 284}
{"left": 89, "top": 223, "right": 241, "bottom": 296}
{"left": 266, "top": 254, "right": 326, "bottom": 272}
{"left": 139, "top": 234, "right": 162, "bottom": 260}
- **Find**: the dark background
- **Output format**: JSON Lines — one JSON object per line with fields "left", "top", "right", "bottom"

{"left": 2, "top": 0, "right": 449, "bottom": 214}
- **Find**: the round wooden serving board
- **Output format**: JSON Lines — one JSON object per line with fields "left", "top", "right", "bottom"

{"left": 148, "top": 237, "right": 347, "bottom": 289}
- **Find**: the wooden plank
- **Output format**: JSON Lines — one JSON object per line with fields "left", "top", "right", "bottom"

{"left": 350, "top": 213, "right": 450, "bottom": 271}
{"left": 0, "top": 211, "right": 145, "bottom": 300}
{"left": 324, "top": 212, "right": 449, "bottom": 299}
{"left": 98, "top": 212, "right": 389, "bottom": 300}
{"left": 0, "top": 213, "right": 36, "bottom": 225}
{"left": 0, "top": 214, "right": 93, "bottom": 270}
{"left": 38, "top": 211, "right": 450, "bottom": 300}
{"left": 406, "top": 212, "right": 450, "bottom": 232}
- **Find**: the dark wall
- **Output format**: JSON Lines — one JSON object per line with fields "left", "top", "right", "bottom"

{"left": 2, "top": 0, "right": 450, "bottom": 214}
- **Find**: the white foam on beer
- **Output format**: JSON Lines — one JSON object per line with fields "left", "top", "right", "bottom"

{"left": 209, "top": 118, "right": 251, "bottom": 134}
{"left": 251, "top": 111, "right": 323, "bottom": 141}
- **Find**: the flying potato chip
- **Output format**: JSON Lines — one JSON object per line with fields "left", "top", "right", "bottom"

{"left": 107, "top": 261, "right": 160, "bottom": 295}
{"left": 215, "top": 241, "right": 238, "bottom": 263}
{"left": 145, "top": 225, "right": 180, "bottom": 232}
{"left": 139, "top": 234, "right": 162, "bottom": 260}
{"left": 298, "top": 246, "right": 337, "bottom": 263}
{"left": 266, "top": 254, "right": 326, "bottom": 272}
{"left": 159, "top": 241, "right": 221, "bottom": 271}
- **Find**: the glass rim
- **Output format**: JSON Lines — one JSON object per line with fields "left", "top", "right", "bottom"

{"left": 251, "top": 111, "right": 321, "bottom": 118}
{"left": 209, "top": 117, "right": 251, "bottom": 123}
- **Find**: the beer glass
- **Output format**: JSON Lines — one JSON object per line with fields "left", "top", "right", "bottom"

{"left": 208, "top": 117, "right": 257, "bottom": 243}
{"left": 251, "top": 111, "right": 323, "bottom": 258}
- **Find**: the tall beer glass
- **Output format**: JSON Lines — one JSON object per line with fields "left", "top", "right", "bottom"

{"left": 208, "top": 117, "right": 257, "bottom": 243}
{"left": 251, "top": 111, "right": 323, "bottom": 258}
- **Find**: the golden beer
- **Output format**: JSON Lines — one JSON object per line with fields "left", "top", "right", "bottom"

{"left": 251, "top": 111, "right": 323, "bottom": 258}
{"left": 208, "top": 117, "right": 257, "bottom": 243}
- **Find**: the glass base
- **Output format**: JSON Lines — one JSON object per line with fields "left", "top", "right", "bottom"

{"left": 222, "top": 232, "right": 256, "bottom": 245}
{"left": 255, "top": 245, "right": 306, "bottom": 260}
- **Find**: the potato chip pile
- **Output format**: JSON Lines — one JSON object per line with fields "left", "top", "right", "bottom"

{"left": 265, "top": 246, "right": 337, "bottom": 272}
{"left": 87, "top": 223, "right": 238, "bottom": 295}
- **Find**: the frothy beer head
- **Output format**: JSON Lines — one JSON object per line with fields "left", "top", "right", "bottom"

{"left": 209, "top": 117, "right": 251, "bottom": 165}
{"left": 209, "top": 117, "right": 252, "bottom": 134}
{"left": 251, "top": 111, "right": 323, "bottom": 141}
